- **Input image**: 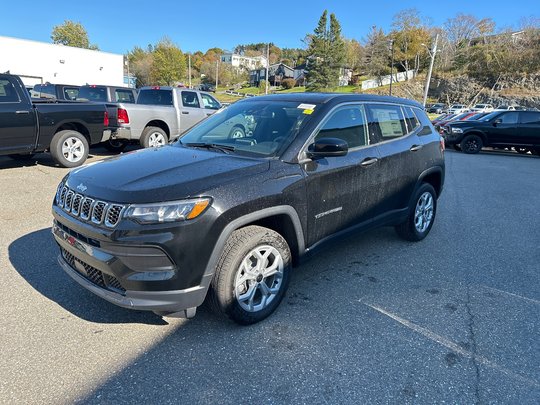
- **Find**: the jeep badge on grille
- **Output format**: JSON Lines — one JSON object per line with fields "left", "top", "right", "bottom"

{"left": 77, "top": 183, "right": 87, "bottom": 192}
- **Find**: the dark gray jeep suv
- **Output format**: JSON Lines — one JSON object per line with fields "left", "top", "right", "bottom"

{"left": 52, "top": 93, "right": 445, "bottom": 324}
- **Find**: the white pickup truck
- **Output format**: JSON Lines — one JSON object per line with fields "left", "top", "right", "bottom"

{"left": 109, "top": 87, "right": 223, "bottom": 150}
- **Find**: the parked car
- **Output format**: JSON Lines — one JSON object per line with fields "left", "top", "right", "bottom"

{"left": 470, "top": 104, "right": 494, "bottom": 113}
{"left": 443, "top": 110, "right": 540, "bottom": 154}
{"left": 77, "top": 85, "right": 137, "bottom": 104}
{"left": 438, "top": 112, "right": 479, "bottom": 134}
{"left": 0, "top": 74, "right": 117, "bottom": 167}
{"left": 198, "top": 83, "right": 216, "bottom": 92}
{"left": 108, "top": 87, "right": 223, "bottom": 150}
{"left": 494, "top": 104, "right": 525, "bottom": 111}
{"left": 431, "top": 113, "right": 454, "bottom": 125}
{"left": 52, "top": 93, "right": 445, "bottom": 324}
{"left": 32, "top": 83, "right": 80, "bottom": 101}
{"left": 427, "top": 103, "right": 447, "bottom": 114}
{"left": 464, "top": 112, "right": 489, "bottom": 121}
{"left": 447, "top": 104, "right": 468, "bottom": 114}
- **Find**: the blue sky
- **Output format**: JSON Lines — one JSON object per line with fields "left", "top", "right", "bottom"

{"left": 2, "top": 0, "right": 538, "bottom": 54}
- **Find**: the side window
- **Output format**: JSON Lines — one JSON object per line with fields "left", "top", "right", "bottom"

{"left": 201, "top": 93, "right": 221, "bottom": 110}
{"left": 64, "top": 88, "right": 79, "bottom": 100}
{"left": 403, "top": 106, "right": 420, "bottom": 133}
{"left": 181, "top": 91, "right": 200, "bottom": 108}
{"left": 520, "top": 112, "right": 540, "bottom": 124}
{"left": 412, "top": 107, "right": 435, "bottom": 136}
{"left": 315, "top": 105, "right": 368, "bottom": 149}
{"left": 367, "top": 104, "right": 407, "bottom": 141}
{"left": 499, "top": 112, "right": 518, "bottom": 124}
{"left": 0, "top": 79, "right": 20, "bottom": 102}
{"left": 115, "top": 89, "right": 135, "bottom": 103}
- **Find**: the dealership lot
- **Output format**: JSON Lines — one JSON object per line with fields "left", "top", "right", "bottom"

{"left": 0, "top": 149, "right": 538, "bottom": 404}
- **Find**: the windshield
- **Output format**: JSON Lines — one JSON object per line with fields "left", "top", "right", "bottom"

{"left": 177, "top": 100, "right": 318, "bottom": 157}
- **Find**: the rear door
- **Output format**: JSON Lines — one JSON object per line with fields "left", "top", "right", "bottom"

{"left": 366, "top": 104, "right": 425, "bottom": 214}
{"left": 0, "top": 76, "right": 36, "bottom": 154}
{"left": 303, "top": 103, "right": 381, "bottom": 246}
{"left": 518, "top": 111, "right": 540, "bottom": 147}
{"left": 179, "top": 90, "right": 207, "bottom": 133}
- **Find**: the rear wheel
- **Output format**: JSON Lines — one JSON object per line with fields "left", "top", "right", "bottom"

{"left": 461, "top": 134, "right": 483, "bottom": 154}
{"left": 50, "top": 130, "right": 89, "bottom": 168}
{"left": 209, "top": 226, "right": 291, "bottom": 325}
{"left": 395, "top": 183, "right": 437, "bottom": 242}
{"left": 140, "top": 127, "right": 168, "bottom": 148}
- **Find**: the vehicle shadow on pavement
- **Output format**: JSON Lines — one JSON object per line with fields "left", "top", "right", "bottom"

{"left": 0, "top": 154, "right": 60, "bottom": 169}
{"left": 8, "top": 227, "right": 168, "bottom": 325}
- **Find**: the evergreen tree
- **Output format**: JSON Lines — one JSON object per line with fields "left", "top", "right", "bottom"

{"left": 305, "top": 10, "right": 346, "bottom": 91}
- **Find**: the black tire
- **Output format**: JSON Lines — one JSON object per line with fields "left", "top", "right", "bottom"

{"left": 8, "top": 153, "right": 36, "bottom": 161}
{"left": 103, "top": 139, "right": 128, "bottom": 153}
{"left": 229, "top": 125, "right": 245, "bottom": 139}
{"left": 461, "top": 134, "right": 483, "bottom": 154}
{"left": 395, "top": 183, "right": 437, "bottom": 242}
{"left": 50, "top": 130, "right": 89, "bottom": 168}
{"left": 452, "top": 143, "right": 462, "bottom": 151}
{"left": 140, "top": 126, "right": 168, "bottom": 148}
{"left": 209, "top": 225, "right": 291, "bottom": 325}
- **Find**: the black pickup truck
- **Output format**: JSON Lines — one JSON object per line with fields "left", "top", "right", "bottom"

{"left": 0, "top": 74, "right": 116, "bottom": 167}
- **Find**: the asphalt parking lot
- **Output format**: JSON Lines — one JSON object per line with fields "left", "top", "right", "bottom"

{"left": 0, "top": 147, "right": 538, "bottom": 404}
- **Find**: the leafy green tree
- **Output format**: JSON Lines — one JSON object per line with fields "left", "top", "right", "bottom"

{"left": 305, "top": 10, "right": 346, "bottom": 91}
{"left": 364, "top": 26, "right": 391, "bottom": 81}
{"left": 150, "top": 38, "right": 187, "bottom": 86}
{"left": 128, "top": 46, "right": 154, "bottom": 87}
{"left": 51, "top": 20, "right": 98, "bottom": 50}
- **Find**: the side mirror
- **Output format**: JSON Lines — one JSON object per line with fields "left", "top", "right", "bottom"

{"left": 307, "top": 138, "right": 348, "bottom": 158}
{"left": 493, "top": 118, "right": 502, "bottom": 126}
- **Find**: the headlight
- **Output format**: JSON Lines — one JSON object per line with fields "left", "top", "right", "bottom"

{"left": 451, "top": 127, "right": 463, "bottom": 134}
{"left": 124, "top": 198, "right": 211, "bottom": 224}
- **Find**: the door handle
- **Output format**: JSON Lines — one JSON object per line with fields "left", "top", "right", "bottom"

{"left": 361, "top": 157, "right": 378, "bottom": 167}
{"left": 182, "top": 111, "right": 189, "bottom": 115}
{"left": 410, "top": 144, "right": 423, "bottom": 152}
{"left": 16, "top": 110, "right": 30, "bottom": 114}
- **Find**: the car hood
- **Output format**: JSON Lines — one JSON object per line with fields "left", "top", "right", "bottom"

{"left": 65, "top": 145, "right": 270, "bottom": 203}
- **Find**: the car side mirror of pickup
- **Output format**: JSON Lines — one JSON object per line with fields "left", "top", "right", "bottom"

{"left": 307, "top": 138, "right": 348, "bottom": 158}
{"left": 493, "top": 118, "right": 502, "bottom": 126}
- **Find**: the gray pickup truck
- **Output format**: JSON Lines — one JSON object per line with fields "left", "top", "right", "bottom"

{"left": 109, "top": 87, "right": 223, "bottom": 150}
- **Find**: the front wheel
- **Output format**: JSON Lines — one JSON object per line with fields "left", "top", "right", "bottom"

{"left": 50, "top": 130, "right": 89, "bottom": 168}
{"left": 395, "top": 183, "right": 437, "bottom": 242}
{"left": 461, "top": 134, "right": 483, "bottom": 154}
{"left": 209, "top": 226, "right": 291, "bottom": 325}
{"left": 140, "top": 126, "right": 168, "bottom": 148}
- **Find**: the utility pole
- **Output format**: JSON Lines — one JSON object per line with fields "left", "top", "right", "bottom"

{"left": 265, "top": 43, "right": 270, "bottom": 95}
{"left": 422, "top": 33, "right": 439, "bottom": 107}
{"left": 389, "top": 39, "right": 394, "bottom": 96}
{"left": 188, "top": 53, "right": 192, "bottom": 88}
{"left": 215, "top": 59, "right": 219, "bottom": 91}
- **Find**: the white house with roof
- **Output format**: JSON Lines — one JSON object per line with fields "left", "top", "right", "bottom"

{"left": 0, "top": 35, "right": 125, "bottom": 87}
{"left": 220, "top": 53, "right": 268, "bottom": 70}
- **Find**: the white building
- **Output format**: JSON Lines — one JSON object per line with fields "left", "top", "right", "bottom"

{"left": 0, "top": 36, "right": 124, "bottom": 86}
{"left": 220, "top": 53, "right": 268, "bottom": 70}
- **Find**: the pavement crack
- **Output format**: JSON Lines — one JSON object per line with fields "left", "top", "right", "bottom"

{"left": 465, "top": 286, "right": 481, "bottom": 405}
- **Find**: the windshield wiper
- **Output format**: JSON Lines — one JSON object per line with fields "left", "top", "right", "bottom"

{"left": 183, "top": 142, "right": 236, "bottom": 154}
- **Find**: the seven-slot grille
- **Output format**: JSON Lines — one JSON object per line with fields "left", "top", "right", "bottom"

{"left": 56, "top": 185, "right": 125, "bottom": 228}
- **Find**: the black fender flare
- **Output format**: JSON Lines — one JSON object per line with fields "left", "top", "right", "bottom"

{"left": 201, "top": 205, "right": 305, "bottom": 281}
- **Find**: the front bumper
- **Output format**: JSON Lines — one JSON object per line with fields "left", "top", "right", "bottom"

{"left": 51, "top": 220, "right": 212, "bottom": 313}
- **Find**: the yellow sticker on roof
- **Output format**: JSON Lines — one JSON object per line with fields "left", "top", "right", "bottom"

{"left": 303, "top": 109, "right": 314, "bottom": 115}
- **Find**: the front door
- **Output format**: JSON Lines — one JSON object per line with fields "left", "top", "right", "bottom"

{"left": 0, "top": 77, "right": 36, "bottom": 154}
{"left": 303, "top": 104, "right": 381, "bottom": 246}
{"left": 179, "top": 91, "right": 207, "bottom": 133}
{"left": 488, "top": 111, "right": 519, "bottom": 146}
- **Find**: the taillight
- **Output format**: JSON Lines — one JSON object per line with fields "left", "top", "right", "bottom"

{"left": 151, "top": 86, "right": 160, "bottom": 90}
{"left": 118, "top": 108, "right": 129, "bottom": 124}
{"left": 104, "top": 111, "right": 109, "bottom": 126}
